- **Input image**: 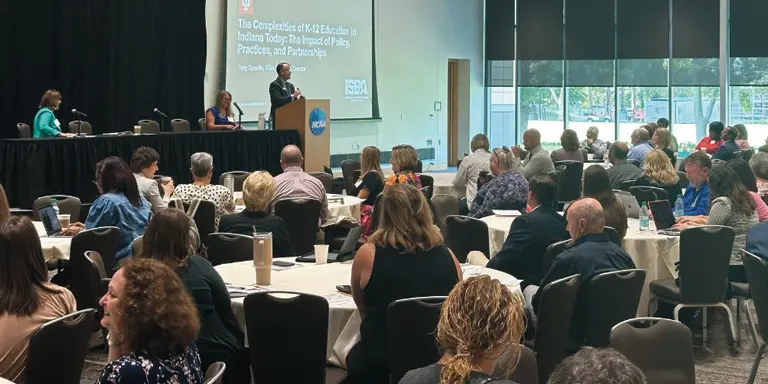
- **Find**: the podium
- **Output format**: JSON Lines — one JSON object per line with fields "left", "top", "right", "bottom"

{"left": 274, "top": 98, "right": 330, "bottom": 172}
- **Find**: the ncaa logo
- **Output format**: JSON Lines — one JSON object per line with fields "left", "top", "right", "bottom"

{"left": 239, "top": 0, "right": 253, "bottom": 15}
{"left": 309, "top": 108, "right": 326, "bottom": 136}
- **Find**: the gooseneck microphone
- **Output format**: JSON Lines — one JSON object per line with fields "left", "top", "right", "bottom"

{"left": 153, "top": 108, "right": 168, "bottom": 118}
{"left": 71, "top": 109, "right": 88, "bottom": 118}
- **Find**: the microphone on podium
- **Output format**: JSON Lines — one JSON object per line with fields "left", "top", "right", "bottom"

{"left": 71, "top": 109, "right": 88, "bottom": 118}
{"left": 153, "top": 108, "right": 168, "bottom": 118}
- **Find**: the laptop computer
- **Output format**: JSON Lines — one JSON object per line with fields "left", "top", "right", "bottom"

{"left": 648, "top": 200, "right": 680, "bottom": 236}
{"left": 296, "top": 225, "right": 365, "bottom": 263}
{"left": 38, "top": 204, "right": 66, "bottom": 237}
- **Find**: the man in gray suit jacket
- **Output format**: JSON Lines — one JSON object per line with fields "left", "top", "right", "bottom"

{"left": 513, "top": 128, "right": 555, "bottom": 180}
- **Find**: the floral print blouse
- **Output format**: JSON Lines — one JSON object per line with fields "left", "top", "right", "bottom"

{"left": 468, "top": 170, "right": 529, "bottom": 218}
{"left": 96, "top": 345, "right": 203, "bottom": 384}
{"left": 384, "top": 171, "right": 422, "bottom": 189}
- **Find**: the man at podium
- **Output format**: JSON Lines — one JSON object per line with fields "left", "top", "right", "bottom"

{"left": 269, "top": 62, "right": 302, "bottom": 126}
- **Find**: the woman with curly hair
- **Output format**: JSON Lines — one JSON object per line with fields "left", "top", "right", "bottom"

{"left": 633, "top": 149, "right": 681, "bottom": 207}
{"left": 96, "top": 259, "right": 203, "bottom": 383}
{"left": 400, "top": 275, "right": 525, "bottom": 384}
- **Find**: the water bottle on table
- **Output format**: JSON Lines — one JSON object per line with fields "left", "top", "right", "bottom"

{"left": 674, "top": 196, "right": 684, "bottom": 219}
{"left": 639, "top": 202, "right": 650, "bottom": 231}
{"left": 223, "top": 174, "right": 234, "bottom": 194}
{"left": 51, "top": 198, "right": 59, "bottom": 215}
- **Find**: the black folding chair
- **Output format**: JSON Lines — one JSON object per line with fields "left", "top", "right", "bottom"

{"left": 207, "top": 232, "right": 253, "bottom": 266}
{"left": 444, "top": 215, "right": 490, "bottom": 262}
{"left": 274, "top": 199, "right": 321, "bottom": 255}
{"left": 387, "top": 296, "right": 446, "bottom": 384}
{"left": 583, "top": 269, "right": 646, "bottom": 347}
{"left": 218, "top": 171, "right": 251, "bottom": 192}
{"left": 340, "top": 159, "right": 361, "bottom": 195}
{"left": 533, "top": 274, "right": 582, "bottom": 383}
{"left": 25, "top": 309, "right": 95, "bottom": 384}
{"left": 417, "top": 174, "right": 435, "bottom": 200}
{"left": 32, "top": 195, "right": 81, "bottom": 221}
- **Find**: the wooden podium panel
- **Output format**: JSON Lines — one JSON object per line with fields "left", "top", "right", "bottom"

{"left": 274, "top": 98, "right": 330, "bottom": 172}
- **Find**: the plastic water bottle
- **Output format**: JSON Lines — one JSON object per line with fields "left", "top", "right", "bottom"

{"left": 223, "top": 174, "right": 234, "bottom": 194}
{"left": 51, "top": 198, "right": 59, "bottom": 215}
{"left": 674, "top": 196, "right": 685, "bottom": 219}
{"left": 639, "top": 202, "right": 650, "bottom": 231}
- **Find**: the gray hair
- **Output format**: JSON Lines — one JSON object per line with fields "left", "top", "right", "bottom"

{"left": 750, "top": 152, "right": 768, "bottom": 180}
{"left": 587, "top": 126, "right": 599, "bottom": 139}
{"left": 190, "top": 152, "right": 213, "bottom": 177}
{"left": 493, "top": 148, "right": 517, "bottom": 171}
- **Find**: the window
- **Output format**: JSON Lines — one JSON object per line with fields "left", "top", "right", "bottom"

{"left": 617, "top": 59, "right": 669, "bottom": 143}
{"left": 730, "top": 57, "right": 768, "bottom": 147}
{"left": 566, "top": 60, "right": 616, "bottom": 143}
{"left": 671, "top": 58, "right": 720, "bottom": 155}
{"left": 487, "top": 61, "right": 516, "bottom": 147}
{"left": 518, "top": 60, "right": 564, "bottom": 151}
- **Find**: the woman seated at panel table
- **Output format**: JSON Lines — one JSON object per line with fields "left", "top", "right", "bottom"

{"left": 206, "top": 90, "right": 239, "bottom": 130}
{"left": 385, "top": 144, "right": 422, "bottom": 189}
{"left": 218, "top": 171, "right": 294, "bottom": 257}
{"left": 172, "top": 152, "right": 235, "bottom": 231}
{"left": 96, "top": 259, "right": 203, "bottom": 383}
{"left": 138, "top": 208, "right": 249, "bottom": 383}
{"left": 344, "top": 184, "right": 462, "bottom": 384}
{"left": 632, "top": 149, "right": 682, "bottom": 207}
{"left": 0, "top": 217, "right": 77, "bottom": 382}
{"left": 33, "top": 89, "right": 75, "bottom": 138}
{"left": 62, "top": 157, "right": 152, "bottom": 264}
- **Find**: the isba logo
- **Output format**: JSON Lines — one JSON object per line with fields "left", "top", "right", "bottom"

{"left": 345, "top": 79, "right": 368, "bottom": 97}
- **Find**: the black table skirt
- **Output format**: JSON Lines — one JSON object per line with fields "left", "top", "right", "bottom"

{"left": 0, "top": 130, "right": 300, "bottom": 208}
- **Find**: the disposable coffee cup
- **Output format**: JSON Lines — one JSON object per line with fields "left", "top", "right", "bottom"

{"left": 314, "top": 244, "right": 329, "bottom": 265}
{"left": 587, "top": 154, "right": 594, "bottom": 161}
{"left": 161, "top": 176, "right": 172, "bottom": 185}
{"left": 133, "top": 125, "right": 142, "bottom": 135}
{"left": 57, "top": 214, "right": 71, "bottom": 228}
{"left": 253, "top": 232, "right": 273, "bottom": 285}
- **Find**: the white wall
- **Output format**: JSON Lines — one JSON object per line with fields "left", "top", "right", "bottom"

{"left": 204, "top": 0, "right": 486, "bottom": 165}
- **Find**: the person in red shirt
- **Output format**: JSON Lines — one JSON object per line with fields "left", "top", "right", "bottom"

{"left": 695, "top": 121, "right": 725, "bottom": 155}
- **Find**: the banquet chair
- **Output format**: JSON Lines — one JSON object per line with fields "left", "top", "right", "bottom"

{"left": 444, "top": 215, "right": 490, "bottom": 262}
{"left": 370, "top": 193, "right": 384, "bottom": 231}
{"left": 731, "top": 251, "right": 760, "bottom": 349}
{"left": 532, "top": 274, "right": 582, "bottom": 383}
{"left": 744, "top": 148, "right": 756, "bottom": 162}
{"left": 387, "top": 296, "right": 446, "bottom": 384}
{"left": 610, "top": 317, "right": 696, "bottom": 384}
{"left": 743, "top": 250, "right": 768, "bottom": 384}
{"left": 340, "top": 159, "right": 361, "bottom": 195}
{"left": 583, "top": 269, "right": 646, "bottom": 347}
{"left": 69, "top": 226, "right": 120, "bottom": 276}
{"left": 309, "top": 171, "right": 334, "bottom": 193}
{"left": 415, "top": 160, "right": 424, "bottom": 173}
{"left": 649, "top": 225, "right": 736, "bottom": 348}
{"left": 620, "top": 179, "right": 637, "bottom": 192}
{"left": 171, "top": 199, "right": 217, "bottom": 245}
{"left": 203, "top": 362, "right": 226, "bottom": 384}
{"left": 417, "top": 174, "right": 434, "bottom": 199}
{"left": 244, "top": 292, "right": 330, "bottom": 384}
{"left": 627, "top": 159, "right": 642, "bottom": 168}
{"left": 554, "top": 160, "right": 584, "bottom": 204}
{"left": 207, "top": 233, "right": 253, "bottom": 266}
{"left": 274, "top": 199, "right": 321, "bottom": 255}
{"left": 541, "top": 239, "right": 573, "bottom": 278}
{"left": 68, "top": 248, "right": 111, "bottom": 333}
{"left": 32, "top": 195, "right": 82, "bottom": 221}
{"left": 25, "top": 308, "right": 95, "bottom": 384}
{"left": 198, "top": 118, "right": 207, "bottom": 131}
{"left": 131, "top": 236, "right": 143, "bottom": 257}
{"left": 677, "top": 171, "right": 689, "bottom": 190}
{"left": 68, "top": 120, "right": 92, "bottom": 135}
{"left": 17, "top": 122, "right": 31, "bottom": 138}
{"left": 614, "top": 190, "right": 640, "bottom": 219}
{"left": 603, "top": 226, "right": 621, "bottom": 246}
{"left": 493, "top": 345, "right": 539, "bottom": 384}
{"left": 629, "top": 185, "right": 669, "bottom": 205}
{"left": 430, "top": 194, "right": 460, "bottom": 233}
{"left": 137, "top": 119, "right": 160, "bottom": 134}
{"left": 171, "top": 118, "right": 191, "bottom": 132}
{"left": 218, "top": 171, "right": 250, "bottom": 192}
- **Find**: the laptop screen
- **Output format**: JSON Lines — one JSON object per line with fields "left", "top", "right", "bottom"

{"left": 38, "top": 204, "right": 62, "bottom": 236}
{"left": 649, "top": 200, "right": 676, "bottom": 230}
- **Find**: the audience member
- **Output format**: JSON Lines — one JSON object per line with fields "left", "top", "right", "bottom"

{"left": 695, "top": 121, "right": 725, "bottom": 155}
{"left": 385, "top": 144, "right": 423, "bottom": 188}
{"left": 468, "top": 147, "right": 529, "bottom": 218}
{"left": 733, "top": 123, "right": 751, "bottom": 150}
{"left": 583, "top": 166, "right": 629, "bottom": 240}
{"left": 219, "top": 171, "right": 294, "bottom": 257}
{"left": 727, "top": 159, "right": 768, "bottom": 222}
{"left": 138, "top": 209, "right": 249, "bottom": 383}
{"left": 652, "top": 128, "right": 677, "bottom": 165}
{"left": 531, "top": 198, "right": 635, "bottom": 344}
{"left": 0, "top": 184, "right": 9, "bottom": 224}
{"left": 205, "top": 90, "right": 239, "bottom": 130}
{"left": 131, "top": 147, "right": 174, "bottom": 213}
{"left": 681, "top": 152, "right": 712, "bottom": 216}
{"left": 0, "top": 217, "right": 76, "bottom": 382}
{"left": 551, "top": 129, "right": 587, "bottom": 163}
{"left": 487, "top": 174, "right": 568, "bottom": 288}
{"left": 644, "top": 123, "right": 659, "bottom": 142}
{"left": 172, "top": 152, "right": 235, "bottom": 231}
{"left": 97, "top": 259, "right": 202, "bottom": 383}
{"left": 512, "top": 128, "right": 555, "bottom": 180}
{"left": 713, "top": 126, "right": 742, "bottom": 161}
{"left": 345, "top": 184, "right": 462, "bottom": 384}
{"left": 628, "top": 128, "right": 653, "bottom": 168}
{"left": 656, "top": 118, "right": 669, "bottom": 129}
{"left": 63, "top": 157, "right": 151, "bottom": 263}
{"left": 453, "top": 134, "right": 492, "bottom": 212}
{"left": 607, "top": 142, "right": 642, "bottom": 189}
{"left": 633, "top": 149, "right": 682, "bottom": 207}
{"left": 273, "top": 144, "right": 329, "bottom": 222}
{"left": 400, "top": 276, "right": 524, "bottom": 384}
{"left": 547, "top": 347, "right": 647, "bottom": 384}
{"left": 580, "top": 126, "right": 607, "bottom": 159}
{"left": 357, "top": 146, "right": 385, "bottom": 236}
{"left": 750, "top": 151, "right": 768, "bottom": 195}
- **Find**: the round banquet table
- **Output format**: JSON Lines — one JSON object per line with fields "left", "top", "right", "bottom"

{"left": 34, "top": 221, "right": 71, "bottom": 261}
{"left": 481, "top": 216, "right": 679, "bottom": 316}
{"left": 214, "top": 259, "right": 521, "bottom": 368}
{"left": 421, "top": 172, "right": 465, "bottom": 199}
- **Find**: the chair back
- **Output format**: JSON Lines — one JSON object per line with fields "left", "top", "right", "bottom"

{"left": 444, "top": 215, "right": 490, "bottom": 262}
{"left": 744, "top": 148, "right": 756, "bottom": 162}
{"left": 676, "top": 171, "right": 689, "bottom": 190}
{"left": 554, "top": 161, "right": 584, "bottom": 203}
{"left": 207, "top": 232, "right": 253, "bottom": 266}
{"left": 131, "top": 236, "right": 143, "bottom": 257}
{"left": 629, "top": 185, "right": 669, "bottom": 205}
{"left": 614, "top": 190, "right": 640, "bottom": 219}
{"left": 541, "top": 239, "right": 572, "bottom": 277}
{"left": 25, "top": 309, "right": 95, "bottom": 384}
{"left": 244, "top": 292, "right": 329, "bottom": 383}
{"left": 32, "top": 195, "right": 82, "bottom": 221}
{"left": 732, "top": 151, "right": 744, "bottom": 160}
{"left": 274, "top": 199, "right": 321, "bottom": 255}
{"left": 340, "top": 159, "right": 361, "bottom": 195}
{"left": 603, "top": 226, "right": 621, "bottom": 245}
{"left": 137, "top": 119, "right": 160, "bottom": 133}
{"left": 17, "top": 122, "right": 31, "bottom": 138}
{"left": 68, "top": 226, "right": 121, "bottom": 276}
{"left": 620, "top": 179, "right": 637, "bottom": 192}
{"left": 67, "top": 120, "right": 93, "bottom": 135}
{"left": 198, "top": 118, "right": 207, "bottom": 131}
{"left": 583, "top": 269, "right": 646, "bottom": 347}
{"left": 534, "top": 274, "right": 582, "bottom": 383}
{"left": 415, "top": 160, "right": 424, "bottom": 173}
{"left": 742, "top": 250, "right": 768, "bottom": 343}
{"left": 371, "top": 193, "right": 384, "bottom": 231}
{"left": 678, "top": 225, "right": 734, "bottom": 303}
{"left": 610, "top": 317, "right": 696, "bottom": 384}
{"left": 218, "top": 171, "right": 251, "bottom": 192}
{"left": 171, "top": 199, "right": 217, "bottom": 244}
{"left": 308, "top": 172, "right": 334, "bottom": 193}
{"left": 171, "top": 118, "right": 191, "bottom": 132}
{"left": 493, "top": 345, "right": 539, "bottom": 384}
{"left": 431, "top": 194, "right": 460, "bottom": 233}
{"left": 67, "top": 250, "right": 108, "bottom": 332}
{"left": 203, "top": 362, "right": 227, "bottom": 384}
{"left": 417, "top": 174, "right": 435, "bottom": 200}
{"left": 627, "top": 159, "right": 642, "bottom": 168}
{"left": 387, "top": 296, "right": 446, "bottom": 384}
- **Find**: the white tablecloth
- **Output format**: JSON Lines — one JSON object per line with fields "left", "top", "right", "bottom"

{"left": 481, "top": 216, "right": 679, "bottom": 316}
{"left": 35, "top": 221, "right": 71, "bottom": 261}
{"left": 422, "top": 172, "right": 465, "bottom": 200}
{"left": 233, "top": 193, "right": 362, "bottom": 224}
{"left": 214, "top": 259, "right": 521, "bottom": 368}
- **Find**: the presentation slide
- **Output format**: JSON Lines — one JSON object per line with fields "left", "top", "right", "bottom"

{"left": 225, "top": 0, "right": 374, "bottom": 120}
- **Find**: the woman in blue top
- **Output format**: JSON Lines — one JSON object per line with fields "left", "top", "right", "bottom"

{"left": 205, "top": 90, "right": 239, "bottom": 130}
{"left": 32, "top": 90, "right": 74, "bottom": 138}
{"left": 62, "top": 157, "right": 151, "bottom": 263}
